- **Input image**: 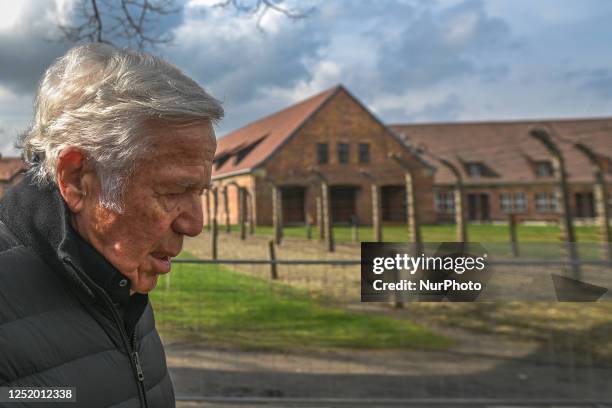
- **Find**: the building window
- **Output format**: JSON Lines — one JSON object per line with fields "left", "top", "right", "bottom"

{"left": 535, "top": 161, "right": 554, "bottom": 177}
{"left": 500, "top": 193, "right": 512, "bottom": 213}
{"left": 234, "top": 136, "right": 266, "bottom": 165}
{"left": 500, "top": 192, "right": 528, "bottom": 213}
{"left": 317, "top": 143, "right": 328, "bottom": 164}
{"left": 514, "top": 192, "right": 527, "bottom": 212}
{"left": 535, "top": 192, "right": 558, "bottom": 212}
{"left": 463, "top": 161, "right": 498, "bottom": 178}
{"left": 466, "top": 162, "right": 484, "bottom": 178}
{"left": 214, "top": 154, "right": 231, "bottom": 170}
{"left": 337, "top": 142, "right": 349, "bottom": 164}
{"left": 435, "top": 191, "right": 455, "bottom": 213}
{"left": 358, "top": 143, "right": 370, "bottom": 164}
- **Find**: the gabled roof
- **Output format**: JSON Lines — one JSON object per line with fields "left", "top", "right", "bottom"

{"left": 0, "top": 156, "right": 25, "bottom": 182}
{"left": 391, "top": 118, "right": 612, "bottom": 186}
{"left": 212, "top": 85, "right": 341, "bottom": 178}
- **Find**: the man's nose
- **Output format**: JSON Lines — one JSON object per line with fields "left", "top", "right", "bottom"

{"left": 172, "top": 195, "right": 204, "bottom": 237}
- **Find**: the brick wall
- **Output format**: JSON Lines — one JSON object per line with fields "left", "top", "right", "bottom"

{"left": 434, "top": 183, "right": 612, "bottom": 223}
{"left": 204, "top": 174, "right": 256, "bottom": 227}
{"left": 258, "top": 88, "right": 436, "bottom": 226}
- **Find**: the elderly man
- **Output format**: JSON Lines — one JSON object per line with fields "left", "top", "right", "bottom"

{"left": 0, "top": 44, "right": 222, "bottom": 407}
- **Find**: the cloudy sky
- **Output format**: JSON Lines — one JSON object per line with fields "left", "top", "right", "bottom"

{"left": 1, "top": 0, "right": 612, "bottom": 155}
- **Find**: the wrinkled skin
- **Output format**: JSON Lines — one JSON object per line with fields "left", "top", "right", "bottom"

{"left": 57, "top": 120, "right": 216, "bottom": 293}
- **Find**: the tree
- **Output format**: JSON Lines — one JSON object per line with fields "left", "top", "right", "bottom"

{"left": 56, "top": 0, "right": 314, "bottom": 50}
{"left": 214, "top": 0, "right": 314, "bottom": 29}
{"left": 57, "top": 0, "right": 179, "bottom": 50}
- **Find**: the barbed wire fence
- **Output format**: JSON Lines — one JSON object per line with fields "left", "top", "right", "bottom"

{"left": 152, "top": 248, "right": 612, "bottom": 407}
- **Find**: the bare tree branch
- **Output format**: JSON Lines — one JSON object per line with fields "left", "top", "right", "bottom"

{"left": 214, "top": 0, "right": 314, "bottom": 30}
{"left": 91, "top": 0, "right": 104, "bottom": 42}
{"left": 55, "top": 0, "right": 314, "bottom": 50}
{"left": 55, "top": 0, "right": 179, "bottom": 50}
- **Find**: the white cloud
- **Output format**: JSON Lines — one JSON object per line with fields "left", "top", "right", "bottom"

{"left": 444, "top": 10, "right": 479, "bottom": 46}
{"left": 164, "top": 0, "right": 325, "bottom": 133}
{"left": 277, "top": 60, "right": 343, "bottom": 102}
{"left": 0, "top": 2, "right": 26, "bottom": 32}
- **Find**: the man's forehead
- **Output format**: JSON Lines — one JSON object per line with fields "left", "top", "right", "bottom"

{"left": 154, "top": 167, "right": 211, "bottom": 186}
{"left": 146, "top": 120, "right": 217, "bottom": 152}
{"left": 150, "top": 144, "right": 215, "bottom": 161}
{"left": 147, "top": 135, "right": 215, "bottom": 162}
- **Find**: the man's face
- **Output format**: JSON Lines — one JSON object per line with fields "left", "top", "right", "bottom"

{"left": 77, "top": 121, "right": 216, "bottom": 293}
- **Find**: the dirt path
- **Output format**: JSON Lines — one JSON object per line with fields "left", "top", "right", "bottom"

{"left": 168, "top": 339, "right": 612, "bottom": 402}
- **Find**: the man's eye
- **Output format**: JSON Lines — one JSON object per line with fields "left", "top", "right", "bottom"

{"left": 166, "top": 191, "right": 186, "bottom": 197}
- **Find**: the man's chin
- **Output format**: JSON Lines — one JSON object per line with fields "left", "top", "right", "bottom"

{"left": 132, "top": 275, "right": 160, "bottom": 294}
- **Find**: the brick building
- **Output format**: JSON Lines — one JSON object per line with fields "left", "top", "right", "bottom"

{"left": 0, "top": 155, "right": 25, "bottom": 197}
{"left": 2, "top": 87, "right": 611, "bottom": 227}
{"left": 207, "top": 85, "right": 436, "bottom": 227}
{"left": 391, "top": 119, "right": 612, "bottom": 223}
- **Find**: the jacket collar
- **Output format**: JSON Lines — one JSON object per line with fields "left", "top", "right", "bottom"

{"left": 0, "top": 173, "right": 94, "bottom": 297}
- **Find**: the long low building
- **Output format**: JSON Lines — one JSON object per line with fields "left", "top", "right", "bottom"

{"left": 1, "top": 84, "right": 611, "bottom": 226}
{"left": 391, "top": 119, "right": 612, "bottom": 223}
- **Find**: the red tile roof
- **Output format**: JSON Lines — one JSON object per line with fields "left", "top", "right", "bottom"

{"left": 0, "top": 156, "right": 25, "bottom": 182}
{"left": 212, "top": 85, "right": 341, "bottom": 178}
{"left": 391, "top": 118, "right": 612, "bottom": 186}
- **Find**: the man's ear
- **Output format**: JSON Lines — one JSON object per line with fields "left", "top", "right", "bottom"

{"left": 56, "top": 148, "right": 90, "bottom": 213}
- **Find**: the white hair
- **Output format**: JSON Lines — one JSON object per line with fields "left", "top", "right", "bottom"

{"left": 20, "top": 43, "right": 224, "bottom": 212}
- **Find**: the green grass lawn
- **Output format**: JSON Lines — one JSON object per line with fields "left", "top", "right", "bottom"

{"left": 150, "top": 252, "right": 451, "bottom": 351}
{"left": 220, "top": 224, "right": 609, "bottom": 259}
{"left": 222, "top": 223, "right": 602, "bottom": 243}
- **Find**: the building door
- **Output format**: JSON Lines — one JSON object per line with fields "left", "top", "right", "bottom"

{"left": 381, "top": 186, "right": 407, "bottom": 223}
{"left": 330, "top": 186, "right": 358, "bottom": 224}
{"left": 281, "top": 186, "right": 306, "bottom": 225}
{"left": 575, "top": 192, "right": 595, "bottom": 218}
{"left": 467, "top": 193, "right": 490, "bottom": 221}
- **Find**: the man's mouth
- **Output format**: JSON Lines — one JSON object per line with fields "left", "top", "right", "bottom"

{"left": 150, "top": 253, "right": 174, "bottom": 274}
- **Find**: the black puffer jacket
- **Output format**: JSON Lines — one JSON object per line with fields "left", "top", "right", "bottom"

{"left": 0, "top": 175, "right": 175, "bottom": 407}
